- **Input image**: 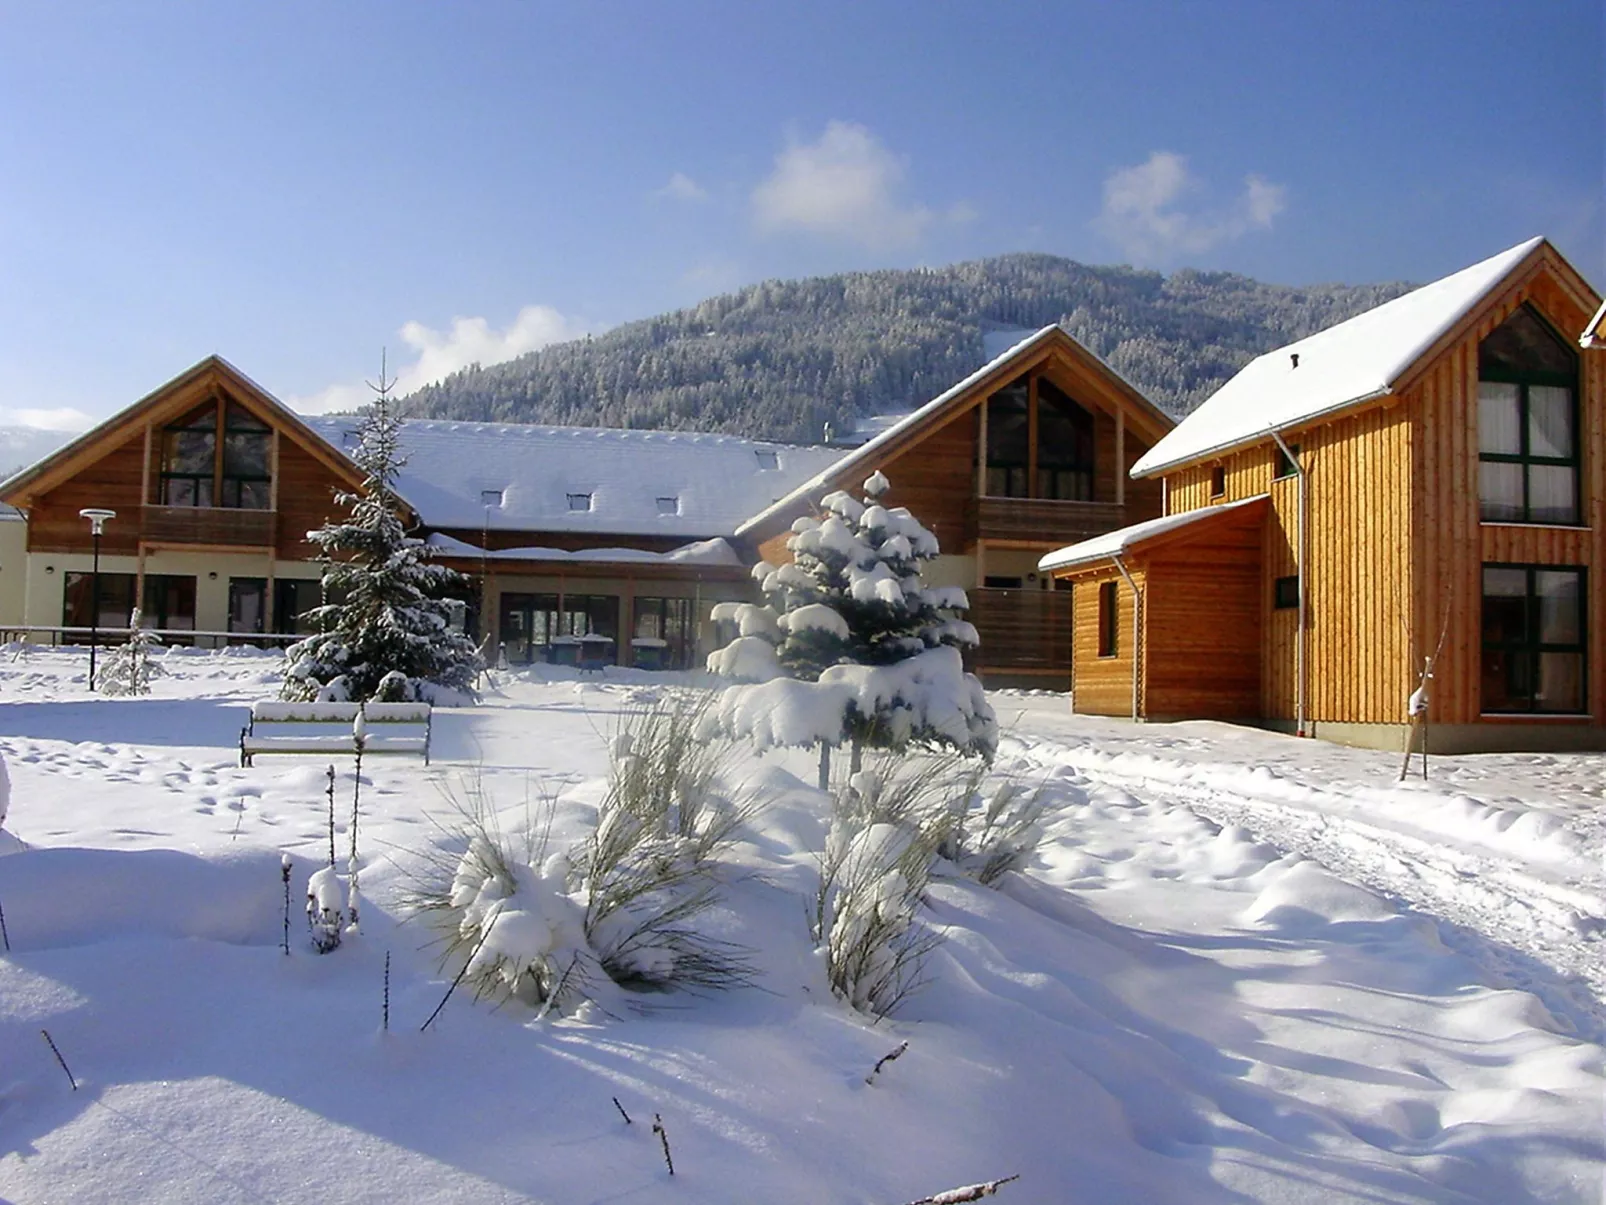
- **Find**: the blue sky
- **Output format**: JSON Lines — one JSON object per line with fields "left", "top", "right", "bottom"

{"left": 1, "top": 0, "right": 1600, "bottom": 427}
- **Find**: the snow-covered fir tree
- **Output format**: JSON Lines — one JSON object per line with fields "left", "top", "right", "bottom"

{"left": 282, "top": 361, "right": 482, "bottom": 704}
{"left": 97, "top": 609, "right": 163, "bottom": 697}
{"left": 708, "top": 471, "right": 995, "bottom": 769}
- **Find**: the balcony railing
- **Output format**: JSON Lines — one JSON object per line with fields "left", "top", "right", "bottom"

{"left": 968, "top": 587, "right": 1071, "bottom": 675}
{"left": 970, "top": 496, "right": 1127, "bottom": 545}
{"left": 142, "top": 505, "right": 276, "bottom": 547}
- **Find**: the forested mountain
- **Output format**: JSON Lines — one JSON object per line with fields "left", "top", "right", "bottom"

{"left": 403, "top": 253, "right": 1414, "bottom": 444}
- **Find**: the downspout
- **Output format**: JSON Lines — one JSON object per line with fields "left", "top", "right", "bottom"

{"left": 1267, "top": 428, "right": 1308, "bottom": 737}
{"left": 1111, "top": 554, "right": 1141, "bottom": 722}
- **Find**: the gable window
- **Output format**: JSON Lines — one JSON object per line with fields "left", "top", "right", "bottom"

{"left": 1273, "top": 575, "right": 1299, "bottom": 609}
{"left": 566, "top": 492, "right": 593, "bottom": 512}
{"left": 1481, "top": 565, "right": 1586, "bottom": 714}
{"left": 1477, "top": 304, "right": 1579, "bottom": 525}
{"left": 1035, "top": 378, "right": 1095, "bottom": 501}
{"left": 984, "top": 377, "right": 1030, "bottom": 497}
{"left": 1273, "top": 443, "right": 1300, "bottom": 480}
{"left": 159, "top": 398, "right": 271, "bottom": 510}
{"left": 1097, "top": 580, "right": 1119, "bottom": 657}
{"left": 1209, "top": 466, "right": 1226, "bottom": 498}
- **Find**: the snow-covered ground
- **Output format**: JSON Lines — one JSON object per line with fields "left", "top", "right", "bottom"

{"left": 0, "top": 647, "right": 1600, "bottom": 1203}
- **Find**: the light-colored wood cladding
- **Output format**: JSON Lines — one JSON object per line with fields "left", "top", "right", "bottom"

{"left": 1070, "top": 570, "right": 1142, "bottom": 715}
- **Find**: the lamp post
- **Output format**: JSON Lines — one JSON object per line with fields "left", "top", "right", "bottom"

{"left": 78, "top": 508, "right": 116, "bottom": 691}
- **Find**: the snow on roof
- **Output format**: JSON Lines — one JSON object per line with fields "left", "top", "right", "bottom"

{"left": 304, "top": 418, "right": 843, "bottom": 538}
{"left": 1037, "top": 496, "right": 1266, "bottom": 573}
{"left": 1131, "top": 237, "right": 1546, "bottom": 477}
{"left": 426, "top": 534, "right": 744, "bottom": 567}
{"left": 736, "top": 325, "right": 1065, "bottom": 537}
{"left": 1583, "top": 297, "right": 1606, "bottom": 348}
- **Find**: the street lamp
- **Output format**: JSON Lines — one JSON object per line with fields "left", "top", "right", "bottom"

{"left": 79, "top": 508, "right": 116, "bottom": 691}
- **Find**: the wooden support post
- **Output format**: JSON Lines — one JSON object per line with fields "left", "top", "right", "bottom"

{"left": 1026, "top": 374, "right": 1039, "bottom": 499}
{"left": 1115, "top": 409, "right": 1125, "bottom": 508}
{"left": 141, "top": 423, "right": 153, "bottom": 506}
{"left": 976, "top": 397, "right": 989, "bottom": 497}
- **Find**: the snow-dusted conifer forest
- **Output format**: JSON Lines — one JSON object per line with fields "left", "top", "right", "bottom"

{"left": 0, "top": 644, "right": 1600, "bottom": 1203}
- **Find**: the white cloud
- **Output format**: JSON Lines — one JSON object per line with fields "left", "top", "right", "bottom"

{"left": 0, "top": 406, "right": 94, "bottom": 432}
{"left": 1096, "top": 151, "right": 1287, "bottom": 264}
{"left": 292, "top": 304, "right": 588, "bottom": 415}
{"left": 654, "top": 171, "right": 708, "bottom": 203}
{"left": 752, "top": 121, "right": 950, "bottom": 249}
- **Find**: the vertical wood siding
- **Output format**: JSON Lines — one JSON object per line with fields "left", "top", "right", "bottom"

{"left": 25, "top": 435, "right": 148, "bottom": 554}
{"left": 1071, "top": 570, "right": 1143, "bottom": 715}
{"left": 1410, "top": 272, "right": 1603, "bottom": 727}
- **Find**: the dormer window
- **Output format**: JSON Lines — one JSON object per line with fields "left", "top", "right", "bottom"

{"left": 754, "top": 449, "right": 779, "bottom": 470}
{"left": 480, "top": 489, "right": 504, "bottom": 508}
{"left": 159, "top": 398, "right": 271, "bottom": 510}
{"left": 567, "top": 492, "right": 593, "bottom": 512}
{"left": 656, "top": 495, "right": 679, "bottom": 515}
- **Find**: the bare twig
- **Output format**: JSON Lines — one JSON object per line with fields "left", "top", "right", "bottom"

{"left": 0, "top": 892, "right": 10, "bottom": 952}
{"left": 865, "top": 1039, "right": 909, "bottom": 1085}
{"left": 382, "top": 950, "right": 391, "bottom": 1032}
{"left": 612, "top": 1096, "right": 632, "bottom": 1124}
{"left": 349, "top": 738, "right": 364, "bottom": 930}
{"left": 652, "top": 1113, "right": 674, "bottom": 1176}
{"left": 420, "top": 924, "right": 493, "bottom": 1032}
{"left": 40, "top": 1029, "right": 77, "bottom": 1090}
{"left": 326, "top": 764, "right": 337, "bottom": 866}
{"left": 280, "top": 855, "right": 292, "bottom": 956}
{"left": 902, "top": 1174, "right": 1020, "bottom": 1204}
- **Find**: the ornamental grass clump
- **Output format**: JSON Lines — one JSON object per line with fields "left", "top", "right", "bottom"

{"left": 411, "top": 695, "right": 755, "bottom": 1018}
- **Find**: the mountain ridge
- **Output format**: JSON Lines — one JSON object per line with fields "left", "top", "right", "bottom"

{"left": 403, "top": 252, "right": 1415, "bottom": 444}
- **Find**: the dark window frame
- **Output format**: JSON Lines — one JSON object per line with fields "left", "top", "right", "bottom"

{"left": 1480, "top": 561, "right": 1588, "bottom": 715}
{"left": 1273, "top": 443, "right": 1301, "bottom": 481}
{"left": 1209, "top": 466, "right": 1226, "bottom": 498}
{"left": 158, "top": 396, "right": 274, "bottom": 511}
{"left": 1096, "top": 580, "right": 1119, "bottom": 658}
{"left": 1477, "top": 304, "right": 1581, "bottom": 526}
{"left": 1273, "top": 575, "right": 1299, "bottom": 609}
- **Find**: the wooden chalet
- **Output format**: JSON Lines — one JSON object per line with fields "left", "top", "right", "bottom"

{"left": 1043, "top": 237, "right": 1605, "bottom": 753}
{"left": 737, "top": 326, "right": 1175, "bottom": 687}
{"left": 0, "top": 357, "right": 838, "bottom": 670}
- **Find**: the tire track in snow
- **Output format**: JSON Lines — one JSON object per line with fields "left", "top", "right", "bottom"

{"left": 1001, "top": 740, "right": 1606, "bottom": 1044}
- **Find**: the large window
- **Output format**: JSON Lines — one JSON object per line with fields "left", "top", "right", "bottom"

{"left": 274, "top": 579, "right": 323, "bottom": 636}
{"left": 1035, "top": 378, "right": 1094, "bottom": 501}
{"left": 1481, "top": 565, "right": 1586, "bottom": 714}
{"left": 159, "top": 399, "right": 272, "bottom": 510}
{"left": 140, "top": 575, "right": 197, "bottom": 637}
{"left": 63, "top": 572, "right": 137, "bottom": 634}
{"left": 1478, "top": 305, "right": 1579, "bottom": 525}
{"left": 984, "top": 377, "right": 1030, "bottom": 497}
{"left": 498, "top": 593, "right": 620, "bottom": 665}
{"left": 634, "top": 596, "right": 695, "bottom": 669}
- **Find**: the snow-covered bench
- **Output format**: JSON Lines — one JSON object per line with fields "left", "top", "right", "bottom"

{"left": 239, "top": 702, "right": 433, "bottom": 767}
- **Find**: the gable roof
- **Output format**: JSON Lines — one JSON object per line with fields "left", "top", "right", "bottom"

{"left": 1038, "top": 495, "right": 1268, "bottom": 574}
{"left": 1583, "top": 298, "right": 1606, "bottom": 348}
{"left": 1131, "top": 237, "right": 1598, "bottom": 478}
{"left": 304, "top": 417, "right": 842, "bottom": 539}
{"left": 0, "top": 356, "right": 364, "bottom": 507}
{"left": 735, "top": 324, "right": 1173, "bottom": 540}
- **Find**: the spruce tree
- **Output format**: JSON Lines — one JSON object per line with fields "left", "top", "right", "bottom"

{"left": 709, "top": 471, "right": 995, "bottom": 774}
{"left": 281, "top": 357, "right": 482, "bottom": 704}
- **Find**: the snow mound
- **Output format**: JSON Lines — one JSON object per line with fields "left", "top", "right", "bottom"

{"left": 0, "top": 847, "right": 293, "bottom": 949}
{"left": 1243, "top": 858, "right": 1396, "bottom": 930}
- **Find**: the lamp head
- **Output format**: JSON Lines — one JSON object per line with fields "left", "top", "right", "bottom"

{"left": 78, "top": 508, "right": 116, "bottom": 536}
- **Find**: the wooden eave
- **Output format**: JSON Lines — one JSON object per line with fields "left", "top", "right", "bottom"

{"left": 737, "top": 326, "right": 1174, "bottom": 542}
{"left": 1045, "top": 495, "right": 1268, "bottom": 580}
{"left": 1142, "top": 240, "right": 1602, "bottom": 479}
{"left": 1581, "top": 297, "right": 1606, "bottom": 348}
{"left": 0, "top": 355, "right": 366, "bottom": 509}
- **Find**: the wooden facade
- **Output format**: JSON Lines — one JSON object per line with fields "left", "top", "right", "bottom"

{"left": 741, "top": 327, "right": 1175, "bottom": 686}
{"left": 1052, "top": 241, "right": 1605, "bottom": 751}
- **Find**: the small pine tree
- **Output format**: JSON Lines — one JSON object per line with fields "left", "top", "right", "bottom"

{"left": 98, "top": 609, "right": 163, "bottom": 697}
{"left": 282, "top": 357, "right": 482, "bottom": 703}
{"left": 709, "top": 471, "right": 995, "bottom": 769}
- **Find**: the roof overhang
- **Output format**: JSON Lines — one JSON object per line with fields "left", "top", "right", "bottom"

{"left": 735, "top": 325, "right": 1174, "bottom": 541}
{"left": 0, "top": 356, "right": 366, "bottom": 508}
{"left": 1583, "top": 298, "right": 1606, "bottom": 348}
{"left": 1039, "top": 495, "right": 1268, "bottom": 576}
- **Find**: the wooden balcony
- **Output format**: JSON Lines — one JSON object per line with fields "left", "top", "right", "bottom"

{"left": 970, "top": 496, "right": 1127, "bottom": 546}
{"left": 142, "top": 505, "right": 276, "bottom": 548}
{"left": 968, "top": 587, "right": 1071, "bottom": 679}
